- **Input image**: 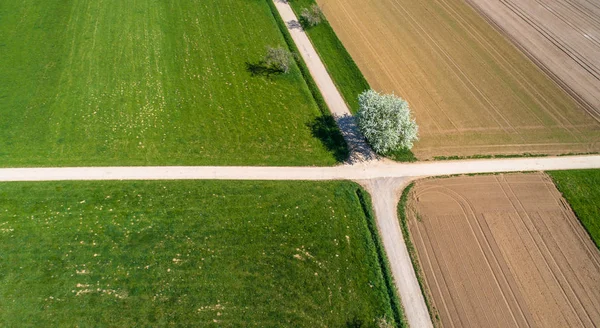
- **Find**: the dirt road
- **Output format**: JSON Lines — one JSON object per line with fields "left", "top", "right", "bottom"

{"left": 1, "top": 155, "right": 598, "bottom": 181}
{"left": 1, "top": 155, "right": 599, "bottom": 327}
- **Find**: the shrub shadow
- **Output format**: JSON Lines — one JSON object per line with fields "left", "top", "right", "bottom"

{"left": 345, "top": 317, "right": 365, "bottom": 328}
{"left": 307, "top": 115, "right": 350, "bottom": 163}
{"left": 245, "top": 61, "right": 284, "bottom": 77}
{"left": 287, "top": 19, "right": 303, "bottom": 30}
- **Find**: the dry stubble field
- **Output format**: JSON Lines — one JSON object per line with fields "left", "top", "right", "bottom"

{"left": 405, "top": 173, "right": 600, "bottom": 327}
{"left": 316, "top": 0, "right": 600, "bottom": 159}
{"left": 466, "top": 0, "right": 600, "bottom": 121}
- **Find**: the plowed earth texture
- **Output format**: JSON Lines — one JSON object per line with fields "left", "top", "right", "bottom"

{"left": 405, "top": 173, "right": 600, "bottom": 327}
{"left": 316, "top": 0, "right": 600, "bottom": 159}
{"left": 466, "top": 0, "right": 600, "bottom": 121}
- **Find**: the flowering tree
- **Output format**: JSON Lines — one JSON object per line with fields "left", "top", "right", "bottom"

{"left": 264, "top": 46, "right": 293, "bottom": 74}
{"left": 300, "top": 4, "right": 323, "bottom": 27}
{"left": 357, "top": 89, "right": 418, "bottom": 154}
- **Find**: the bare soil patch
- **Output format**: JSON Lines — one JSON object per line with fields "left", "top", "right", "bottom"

{"left": 315, "top": 0, "right": 600, "bottom": 159}
{"left": 465, "top": 0, "right": 600, "bottom": 121}
{"left": 405, "top": 173, "right": 600, "bottom": 327}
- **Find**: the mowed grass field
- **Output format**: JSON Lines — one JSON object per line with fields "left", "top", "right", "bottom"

{"left": 0, "top": 0, "right": 341, "bottom": 166}
{"left": 0, "top": 180, "right": 401, "bottom": 326}
{"left": 315, "top": 0, "right": 600, "bottom": 159}
{"left": 549, "top": 169, "right": 600, "bottom": 249}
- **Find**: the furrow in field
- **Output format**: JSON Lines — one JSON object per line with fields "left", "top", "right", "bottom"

{"left": 318, "top": 0, "right": 600, "bottom": 158}
{"left": 407, "top": 173, "right": 600, "bottom": 327}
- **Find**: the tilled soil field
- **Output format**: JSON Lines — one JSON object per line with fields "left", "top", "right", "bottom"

{"left": 316, "top": 0, "right": 600, "bottom": 159}
{"left": 405, "top": 173, "right": 600, "bottom": 327}
{"left": 466, "top": 0, "right": 600, "bottom": 121}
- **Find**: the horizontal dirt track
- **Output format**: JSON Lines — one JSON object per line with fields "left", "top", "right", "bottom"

{"left": 406, "top": 173, "right": 600, "bottom": 327}
{"left": 316, "top": 0, "right": 600, "bottom": 159}
{"left": 466, "top": 0, "right": 600, "bottom": 121}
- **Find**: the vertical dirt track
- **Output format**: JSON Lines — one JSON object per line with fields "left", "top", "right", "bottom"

{"left": 406, "top": 173, "right": 600, "bottom": 327}
{"left": 315, "top": 0, "right": 600, "bottom": 159}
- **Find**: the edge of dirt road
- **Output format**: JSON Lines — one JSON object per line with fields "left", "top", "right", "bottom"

{"left": 357, "top": 187, "right": 408, "bottom": 327}
{"left": 397, "top": 182, "right": 440, "bottom": 326}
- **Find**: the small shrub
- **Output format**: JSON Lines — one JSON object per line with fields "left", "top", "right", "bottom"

{"left": 377, "top": 317, "right": 395, "bottom": 328}
{"left": 300, "top": 4, "right": 323, "bottom": 27}
{"left": 264, "top": 46, "right": 294, "bottom": 73}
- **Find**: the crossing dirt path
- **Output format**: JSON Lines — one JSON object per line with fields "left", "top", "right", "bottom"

{"left": 2, "top": 155, "right": 600, "bottom": 327}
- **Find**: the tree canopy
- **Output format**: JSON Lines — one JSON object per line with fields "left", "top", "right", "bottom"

{"left": 357, "top": 90, "right": 418, "bottom": 154}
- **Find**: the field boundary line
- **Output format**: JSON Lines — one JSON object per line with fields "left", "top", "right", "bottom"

{"left": 540, "top": 174, "right": 600, "bottom": 271}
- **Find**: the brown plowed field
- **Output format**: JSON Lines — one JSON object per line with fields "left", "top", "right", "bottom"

{"left": 466, "top": 0, "right": 600, "bottom": 121}
{"left": 316, "top": 0, "right": 600, "bottom": 159}
{"left": 405, "top": 173, "right": 600, "bottom": 327}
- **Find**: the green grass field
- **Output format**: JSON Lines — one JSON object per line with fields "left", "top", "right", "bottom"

{"left": 0, "top": 180, "right": 401, "bottom": 326}
{"left": 549, "top": 169, "right": 600, "bottom": 249}
{"left": 0, "top": 0, "right": 343, "bottom": 166}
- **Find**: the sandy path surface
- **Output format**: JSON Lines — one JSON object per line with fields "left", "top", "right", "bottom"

{"left": 360, "top": 178, "right": 433, "bottom": 328}
{"left": 406, "top": 173, "right": 600, "bottom": 327}
{"left": 272, "top": 0, "right": 375, "bottom": 162}
{"left": 1, "top": 155, "right": 598, "bottom": 182}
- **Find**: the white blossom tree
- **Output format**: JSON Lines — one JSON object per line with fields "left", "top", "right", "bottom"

{"left": 357, "top": 89, "right": 418, "bottom": 154}
{"left": 264, "top": 46, "right": 294, "bottom": 74}
{"left": 300, "top": 4, "right": 323, "bottom": 27}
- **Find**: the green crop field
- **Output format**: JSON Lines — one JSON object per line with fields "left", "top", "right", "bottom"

{"left": 0, "top": 0, "right": 342, "bottom": 167}
{"left": 549, "top": 169, "right": 600, "bottom": 249}
{"left": 0, "top": 180, "right": 401, "bottom": 326}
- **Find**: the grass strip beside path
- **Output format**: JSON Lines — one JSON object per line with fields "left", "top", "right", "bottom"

{"left": 397, "top": 183, "right": 439, "bottom": 325}
{"left": 278, "top": 0, "right": 418, "bottom": 162}
{"left": 266, "top": 0, "right": 350, "bottom": 162}
{"left": 548, "top": 169, "right": 600, "bottom": 249}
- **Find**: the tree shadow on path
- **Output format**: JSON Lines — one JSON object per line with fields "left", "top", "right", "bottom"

{"left": 335, "top": 114, "right": 377, "bottom": 164}
{"left": 307, "top": 115, "right": 350, "bottom": 163}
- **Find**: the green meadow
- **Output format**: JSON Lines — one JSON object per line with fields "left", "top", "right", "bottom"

{"left": 0, "top": 180, "right": 400, "bottom": 326}
{"left": 0, "top": 0, "right": 342, "bottom": 166}
{"left": 549, "top": 169, "right": 600, "bottom": 249}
